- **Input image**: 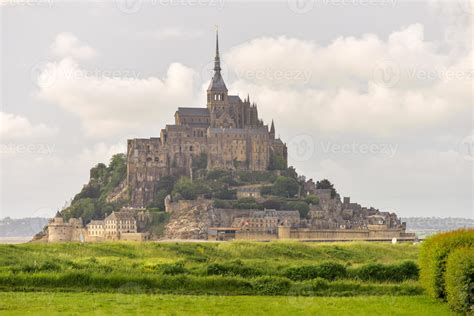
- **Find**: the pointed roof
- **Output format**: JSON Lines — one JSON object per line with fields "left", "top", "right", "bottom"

{"left": 270, "top": 120, "right": 275, "bottom": 134}
{"left": 208, "top": 27, "right": 227, "bottom": 92}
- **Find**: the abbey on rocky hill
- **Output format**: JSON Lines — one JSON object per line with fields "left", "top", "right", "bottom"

{"left": 127, "top": 31, "right": 287, "bottom": 208}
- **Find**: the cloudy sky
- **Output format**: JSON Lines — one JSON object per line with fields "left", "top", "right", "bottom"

{"left": 0, "top": 0, "right": 472, "bottom": 219}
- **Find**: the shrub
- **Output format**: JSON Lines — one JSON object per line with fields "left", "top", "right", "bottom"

{"left": 351, "top": 261, "right": 418, "bottom": 282}
{"left": 156, "top": 262, "right": 187, "bottom": 275}
{"left": 206, "top": 262, "right": 262, "bottom": 278}
{"left": 284, "top": 262, "right": 347, "bottom": 281}
{"left": 251, "top": 276, "right": 291, "bottom": 295}
{"left": 419, "top": 229, "right": 474, "bottom": 299}
{"left": 445, "top": 247, "right": 474, "bottom": 314}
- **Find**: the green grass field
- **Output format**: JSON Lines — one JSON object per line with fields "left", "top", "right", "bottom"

{"left": 0, "top": 241, "right": 453, "bottom": 314}
{"left": 0, "top": 292, "right": 454, "bottom": 315}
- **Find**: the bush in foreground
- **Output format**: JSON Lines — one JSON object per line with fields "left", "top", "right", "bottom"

{"left": 445, "top": 247, "right": 474, "bottom": 314}
{"left": 350, "top": 261, "right": 419, "bottom": 282}
{"left": 419, "top": 229, "right": 474, "bottom": 299}
{"left": 284, "top": 262, "right": 347, "bottom": 281}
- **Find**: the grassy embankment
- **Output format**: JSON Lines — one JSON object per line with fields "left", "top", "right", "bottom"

{"left": 0, "top": 241, "right": 421, "bottom": 296}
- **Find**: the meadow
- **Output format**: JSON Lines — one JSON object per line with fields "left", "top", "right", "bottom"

{"left": 0, "top": 241, "right": 454, "bottom": 315}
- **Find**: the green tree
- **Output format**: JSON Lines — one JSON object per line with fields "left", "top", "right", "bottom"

{"left": 235, "top": 197, "right": 261, "bottom": 209}
{"left": 305, "top": 194, "right": 319, "bottom": 205}
{"left": 287, "top": 201, "right": 310, "bottom": 218}
{"left": 272, "top": 176, "right": 299, "bottom": 198}
{"left": 192, "top": 153, "right": 208, "bottom": 170}
{"left": 268, "top": 152, "right": 286, "bottom": 170}
{"left": 262, "top": 198, "right": 286, "bottom": 210}
{"left": 316, "top": 179, "right": 337, "bottom": 198}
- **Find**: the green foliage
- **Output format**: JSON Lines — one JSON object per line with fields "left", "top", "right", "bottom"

{"left": 280, "top": 166, "right": 298, "bottom": 180}
{"left": 260, "top": 186, "right": 272, "bottom": 196}
{"left": 251, "top": 276, "right": 291, "bottom": 295}
{"left": 237, "top": 171, "right": 276, "bottom": 184}
{"left": 192, "top": 153, "right": 208, "bottom": 170}
{"left": 172, "top": 177, "right": 211, "bottom": 200}
{"left": 262, "top": 198, "right": 286, "bottom": 210}
{"left": 62, "top": 153, "right": 128, "bottom": 224}
{"left": 350, "top": 261, "right": 419, "bottom": 282}
{"left": 305, "top": 194, "right": 319, "bottom": 205}
{"left": 284, "top": 262, "right": 347, "bottom": 281}
{"left": 286, "top": 201, "right": 310, "bottom": 218}
{"left": 213, "top": 199, "right": 233, "bottom": 209}
{"left": 268, "top": 152, "right": 286, "bottom": 170}
{"left": 155, "top": 262, "right": 188, "bottom": 275}
{"left": 148, "top": 176, "right": 176, "bottom": 209}
{"left": 234, "top": 197, "right": 262, "bottom": 210}
{"left": 419, "top": 229, "right": 474, "bottom": 299}
{"left": 213, "top": 188, "right": 237, "bottom": 200}
{"left": 316, "top": 179, "right": 337, "bottom": 198}
{"left": 445, "top": 247, "right": 474, "bottom": 314}
{"left": 272, "top": 176, "right": 299, "bottom": 198}
{"left": 64, "top": 198, "right": 95, "bottom": 223}
{"left": 206, "top": 261, "right": 262, "bottom": 278}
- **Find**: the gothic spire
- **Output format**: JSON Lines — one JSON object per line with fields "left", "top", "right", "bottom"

{"left": 214, "top": 26, "right": 221, "bottom": 73}
{"left": 208, "top": 26, "right": 227, "bottom": 92}
{"left": 270, "top": 119, "right": 275, "bottom": 134}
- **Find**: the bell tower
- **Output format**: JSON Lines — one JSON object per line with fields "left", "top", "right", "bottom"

{"left": 207, "top": 27, "right": 228, "bottom": 111}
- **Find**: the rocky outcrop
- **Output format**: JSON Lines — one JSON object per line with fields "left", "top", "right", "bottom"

{"left": 164, "top": 199, "right": 214, "bottom": 239}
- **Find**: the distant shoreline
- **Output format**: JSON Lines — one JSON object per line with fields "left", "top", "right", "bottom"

{"left": 0, "top": 237, "right": 31, "bottom": 244}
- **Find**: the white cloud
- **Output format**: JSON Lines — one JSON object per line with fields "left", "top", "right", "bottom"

{"left": 0, "top": 112, "right": 57, "bottom": 140}
{"left": 36, "top": 58, "right": 197, "bottom": 137}
{"left": 140, "top": 27, "right": 205, "bottom": 41}
{"left": 225, "top": 24, "right": 472, "bottom": 136}
{"left": 51, "top": 32, "right": 98, "bottom": 60}
{"left": 78, "top": 142, "right": 126, "bottom": 168}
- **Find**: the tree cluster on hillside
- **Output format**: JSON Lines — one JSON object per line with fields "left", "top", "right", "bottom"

{"left": 61, "top": 154, "right": 128, "bottom": 223}
{"left": 59, "top": 151, "right": 338, "bottom": 221}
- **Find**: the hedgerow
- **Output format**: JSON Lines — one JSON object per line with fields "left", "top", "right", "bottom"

{"left": 445, "top": 247, "right": 473, "bottom": 314}
{"left": 419, "top": 229, "right": 474, "bottom": 299}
